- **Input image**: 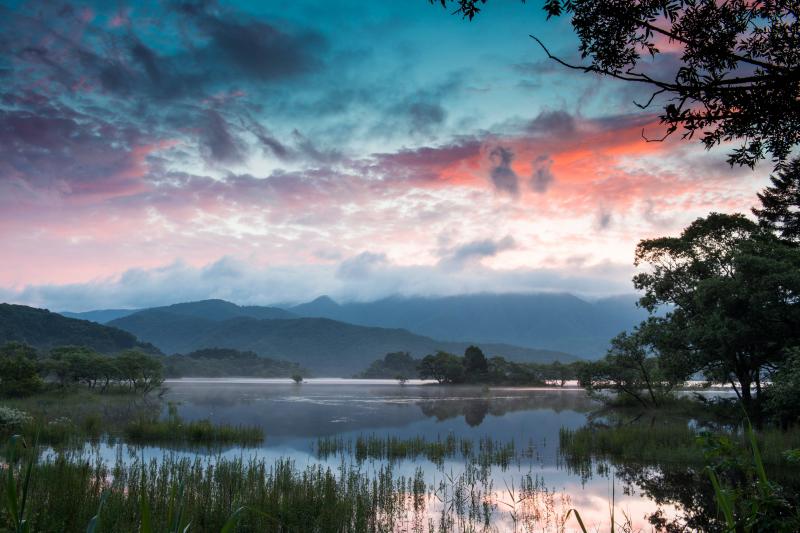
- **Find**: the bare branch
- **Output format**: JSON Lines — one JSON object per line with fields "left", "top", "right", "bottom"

{"left": 641, "top": 127, "right": 675, "bottom": 143}
{"left": 634, "top": 88, "right": 666, "bottom": 109}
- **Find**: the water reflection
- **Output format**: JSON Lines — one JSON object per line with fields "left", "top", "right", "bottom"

{"left": 43, "top": 379, "right": 749, "bottom": 531}
{"left": 162, "top": 380, "right": 597, "bottom": 442}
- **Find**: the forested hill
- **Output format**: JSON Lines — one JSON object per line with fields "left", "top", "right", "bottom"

{"left": 0, "top": 303, "right": 159, "bottom": 354}
{"left": 109, "top": 311, "right": 576, "bottom": 376}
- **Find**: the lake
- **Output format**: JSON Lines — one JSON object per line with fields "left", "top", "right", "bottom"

{"left": 75, "top": 378, "right": 709, "bottom": 532}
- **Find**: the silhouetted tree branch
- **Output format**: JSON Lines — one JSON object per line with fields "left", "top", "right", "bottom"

{"left": 432, "top": 0, "right": 800, "bottom": 170}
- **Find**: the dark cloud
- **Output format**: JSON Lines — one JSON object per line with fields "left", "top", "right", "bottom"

{"left": 337, "top": 252, "right": 388, "bottom": 280}
{"left": 529, "top": 154, "right": 555, "bottom": 193}
{"left": 196, "top": 16, "right": 324, "bottom": 81}
{"left": 527, "top": 110, "right": 575, "bottom": 136}
{"left": 596, "top": 209, "right": 613, "bottom": 230}
{"left": 0, "top": 0, "right": 329, "bottom": 173}
{"left": 403, "top": 101, "right": 447, "bottom": 135}
{"left": 439, "top": 235, "right": 516, "bottom": 269}
{"left": 488, "top": 146, "right": 519, "bottom": 196}
{"left": 0, "top": 106, "right": 148, "bottom": 193}
{"left": 244, "top": 119, "right": 341, "bottom": 164}
{"left": 201, "top": 110, "right": 245, "bottom": 163}
{"left": 367, "top": 139, "right": 482, "bottom": 185}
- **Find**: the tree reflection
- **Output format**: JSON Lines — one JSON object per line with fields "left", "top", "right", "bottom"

{"left": 419, "top": 389, "right": 594, "bottom": 427}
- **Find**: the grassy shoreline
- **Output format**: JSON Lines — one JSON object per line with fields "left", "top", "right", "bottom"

{"left": 1, "top": 388, "right": 263, "bottom": 447}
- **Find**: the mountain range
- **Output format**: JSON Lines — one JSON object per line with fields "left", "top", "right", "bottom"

{"left": 288, "top": 293, "right": 648, "bottom": 357}
{"left": 106, "top": 302, "right": 575, "bottom": 375}
{"left": 62, "top": 292, "right": 648, "bottom": 358}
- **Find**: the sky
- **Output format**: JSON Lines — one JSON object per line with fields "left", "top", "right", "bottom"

{"left": 0, "top": 0, "right": 771, "bottom": 311}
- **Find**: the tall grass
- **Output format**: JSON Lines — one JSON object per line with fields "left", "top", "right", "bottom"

{"left": 123, "top": 417, "right": 263, "bottom": 446}
{"left": 123, "top": 403, "right": 263, "bottom": 446}
{"left": 316, "top": 433, "right": 517, "bottom": 469}
{"left": 1, "top": 400, "right": 264, "bottom": 447}
{"left": 0, "top": 442, "right": 584, "bottom": 532}
{"left": 558, "top": 419, "right": 800, "bottom": 475}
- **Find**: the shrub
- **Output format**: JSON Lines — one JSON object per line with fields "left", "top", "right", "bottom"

{"left": 0, "top": 406, "right": 32, "bottom": 429}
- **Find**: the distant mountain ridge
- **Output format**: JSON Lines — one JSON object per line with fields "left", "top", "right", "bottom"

{"left": 61, "top": 299, "right": 293, "bottom": 324}
{"left": 289, "top": 293, "right": 648, "bottom": 357}
{"left": 60, "top": 308, "right": 140, "bottom": 323}
{"left": 108, "top": 302, "right": 576, "bottom": 375}
{"left": 62, "top": 293, "right": 648, "bottom": 359}
{"left": 0, "top": 303, "right": 159, "bottom": 354}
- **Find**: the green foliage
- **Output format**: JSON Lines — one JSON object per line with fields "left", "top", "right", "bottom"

{"left": 291, "top": 373, "right": 303, "bottom": 384}
{"left": 560, "top": 416, "right": 800, "bottom": 472}
{"left": 633, "top": 213, "right": 800, "bottom": 411}
{"left": 360, "top": 345, "right": 578, "bottom": 385}
{"left": 3, "top": 434, "right": 37, "bottom": 533}
{"left": 753, "top": 158, "right": 800, "bottom": 242}
{"left": 355, "top": 351, "right": 418, "bottom": 379}
{"left": 701, "top": 422, "right": 800, "bottom": 532}
{"left": 115, "top": 350, "right": 164, "bottom": 392}
{"left": 316, "top": 433, "right": 516, "bottom": 469}
{"left": 764, "top": 348, "right": 800, "bottom": 427}
{"left": 0, "top": 451, "right": 427, "bottom": 532}
{"left": 0, "top": 343, "right": 43, "bottom": 398}
{"left": 463, "top": 345, "right": 488, "bottom": 378}
{"left": 0, "top": 338, "right": 164, "bottom": 398}
{"left": 164, "top": 348, "right": 306, "bottom": 378}
{"left": 0, "top": 408, "right": 32, "bottom": 431}
{"left": 418, "top": 351, "right": 465, "bottom": 384}
{"left": 123, "top": 407, "right": 263, "bottom": 447}
{"left": 578, "top": 320, "right": 685, "bottom": 407}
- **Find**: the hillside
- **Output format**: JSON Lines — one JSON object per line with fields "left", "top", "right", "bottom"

{"left": 109, "top": 311, "right": 576, "bottom": 376}
{"left": 290, "top": 293, "right": 648, "bottom": 358}
{"left": 61, "top": 299, "right": 294, "bottom": 324}
{"left": 60, "top": 308, "right": 139, "bottom": 323}
{"left": 0, "top": 303, "right": 159, "bottom": 354}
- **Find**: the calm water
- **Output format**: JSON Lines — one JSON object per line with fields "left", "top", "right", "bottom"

{"left": 80, "top": 379, "right": 713, "bottom": 531}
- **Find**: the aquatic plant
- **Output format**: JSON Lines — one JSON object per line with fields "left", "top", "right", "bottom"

{"left": 123, "top": 403, "right": 263, "bottom": 446}
{"left": 315, "top": 433, "right": 517, "bottom": 469}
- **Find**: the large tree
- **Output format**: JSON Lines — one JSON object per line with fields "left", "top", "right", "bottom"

{"left": 753, "top": 158, "right": 800, "bottom": 242}
{"left": 0, "top": 342, "right": 42, "bottom": 397}
{"left": 433, "top": 0, "right": 800, "bottom": 169}
{"left": 580, "top": 318, "right": 688, "bottom": 407}
{"left": 633, "top": 213, "right": 800, "bottom": 410}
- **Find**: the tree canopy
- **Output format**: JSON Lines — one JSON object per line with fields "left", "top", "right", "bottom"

{"left": 433, "top": 0, "right": 800, "bottom": 169}
{"left": 634, "top": 213, "right": 800, "bottom": 408}
{"left": 753, "top": 158, "right": 800, "bottom": 242}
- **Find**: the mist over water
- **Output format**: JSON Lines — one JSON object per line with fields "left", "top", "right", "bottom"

{"left": 74, "top": 380, "right": 687, "bottom": 531}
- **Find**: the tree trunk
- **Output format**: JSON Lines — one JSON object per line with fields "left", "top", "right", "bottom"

{"left": 738, "top": 373, "right": 753, "bottom": 413}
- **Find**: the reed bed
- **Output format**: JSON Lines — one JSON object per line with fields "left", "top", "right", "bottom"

{"left": 0, "top": 444, "right": 578, "bottom": 533}
{"left": 123, "top": 417, "right": 263, "bottom": 446}
{"left": 315, "top": 433, "right": 517, "bottom": 469}
{"left": 558, "top": 420, "right": 800, "bottom": 477}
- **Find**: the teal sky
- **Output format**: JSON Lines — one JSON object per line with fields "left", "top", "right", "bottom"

{"left": 0, "top": 0, "right": 767, "bottom": 310}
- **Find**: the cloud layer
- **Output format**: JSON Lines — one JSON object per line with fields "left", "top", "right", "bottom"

{"left": 0, "top": 0, "right": 771, "bottom": 310}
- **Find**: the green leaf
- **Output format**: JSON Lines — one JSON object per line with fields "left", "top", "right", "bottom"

{"left": 220, "top": 507, "right": 247, "bottom": 533}
{"left": 139, "top": 464, "right": 152, "bottom": 533}
{"left": 4, "top": 435, "right": 24, "bottom": 527}
{"left": 745, "top": 419, "right": 769, "bottom": 487}
{"left": 86, "top": 491, "right": 108, "bottom": 533}
{"left": 220, "top": 506, "right": 278, "bottom": 533}
{"left": 707, "top": 468, "right": 735, "bottom": 528}
{"left": 565, "top": 508, "right": 588, "bottom": 533}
